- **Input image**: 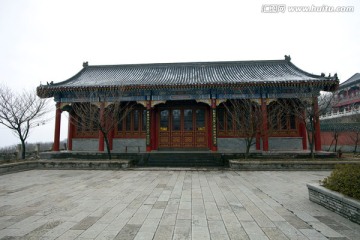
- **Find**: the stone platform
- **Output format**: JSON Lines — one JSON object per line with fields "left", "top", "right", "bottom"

{"left": 39, "top": 150, "right": 338, "bottom": 168}
{"left": 0, "top": 150, "right": 348, "bottom": 175}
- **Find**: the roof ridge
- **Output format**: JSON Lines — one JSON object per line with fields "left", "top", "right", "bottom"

{"left": 85, "top": 59, "right": 288, "bottom": 69}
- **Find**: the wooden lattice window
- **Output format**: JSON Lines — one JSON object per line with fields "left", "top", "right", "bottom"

{"left": 268, "top": 100, "right": 298, "bottom": 136}
{"left": 116, "top": 105, "right": 146, "bottom": 138}
{"left": 217, "top": 101, "right": 258, "bottom": 137}
{"left": 73, "top": 104, "right": 99, "bottom": 138}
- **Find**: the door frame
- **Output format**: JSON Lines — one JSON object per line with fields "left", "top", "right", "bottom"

{"left": 155, "top": 101, "right": 210, "bottom": 150}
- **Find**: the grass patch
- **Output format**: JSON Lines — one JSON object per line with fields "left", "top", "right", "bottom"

{"left": 322, "top": 164, "right": 360, "bottom": 201}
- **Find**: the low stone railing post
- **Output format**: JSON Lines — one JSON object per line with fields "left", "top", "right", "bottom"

{"left": 16, "top": 144, "right": 22, "bottom": 160}
{"left": 35, "top": 144, "right": 40, "bottom": 157}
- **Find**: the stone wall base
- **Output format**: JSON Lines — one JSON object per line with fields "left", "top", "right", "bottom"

{"left": 218, "top": 137, "right": 303, "bottom": 152}
{"left": 307, "top": 183, "right": 360, "bottom": 224}
{"left": 229, "top": 160, "right": 350, "bottom": 171}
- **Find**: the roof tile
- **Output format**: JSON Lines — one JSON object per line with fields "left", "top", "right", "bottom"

{"left": 37, "top": 58, "right": 338, "bottom": 98}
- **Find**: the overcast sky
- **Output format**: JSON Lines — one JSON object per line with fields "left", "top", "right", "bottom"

{"left": 0, "top": 0, "right": 359, "bottom": 148}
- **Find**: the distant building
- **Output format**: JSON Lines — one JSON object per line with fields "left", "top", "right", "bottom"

{"left": 333, "top": 73, "right": 360, "bottom": 112}
{"left": 37, "top": 56, "right": 338, "bottom": 153}
{"left": 321, "top": 73, "right": 360, "bottom": 152}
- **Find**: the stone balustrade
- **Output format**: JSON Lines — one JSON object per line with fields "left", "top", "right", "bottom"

{"left": 320, "top": 106, "right": 360, "bottom": 120}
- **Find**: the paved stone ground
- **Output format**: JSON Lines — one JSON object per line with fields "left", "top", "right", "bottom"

{"left": 0, "top": 170, "right": 359, "bottom": 240}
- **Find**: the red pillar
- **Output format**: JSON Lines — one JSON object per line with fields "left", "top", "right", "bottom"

{"left": 261, "top": 99, "right": 269, "bottom": 151}
{"left": 210, "top": 99, "right": 218, "bottom": 151}
{"left": 146, "top": 101, "right": 152, "bottom": 152}
{"left": 98, "top": 103, "right": 105, "bottom": 152}
{"left": 67, "top": 111, "right": 74, "bottom": 151}
{"left": 208, "top": 107, "right": 212, "bottom": 150}
{"left": 151, "top": 107, "right": 156, "bottom": 150}
{"left": 313, "top": 97, "right": 322, "bottom": 151}
{"left": 300, "top": 110, "right": 307, "bottom": 150}
{"left": 53, "top": 102, "right": 62, "bottom": 151}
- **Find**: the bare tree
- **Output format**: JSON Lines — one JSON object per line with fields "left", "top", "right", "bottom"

{"left": 328, "top": 129, "right": 340, "bottom": 152}
{"left": 349, "top": 113, "right": 360, "bottom": 154}
{"left": 281, "top": 91, "right": 335, "bottom": 158}
{"left": 322, "top": 117, "right": 342, "bottom": 152}
{"left": 222, "top": 99, "right": 263, "bottom": 159}
{"left": 69, "top": 92, "right": 132, "bottom": 159}
{"left": 351, "top": 128, "right": 360, "bottom": 154}
{"left": 0, "top": 84, "right": 49, "bottom": 159}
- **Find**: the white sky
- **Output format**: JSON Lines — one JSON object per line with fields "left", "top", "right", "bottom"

{"left": 0, "top": 0, "right": 359, "bottom": 148}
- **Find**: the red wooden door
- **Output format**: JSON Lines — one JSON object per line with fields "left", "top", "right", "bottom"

{"left": 158, "top": 106, "right": 208, "bottom": 149}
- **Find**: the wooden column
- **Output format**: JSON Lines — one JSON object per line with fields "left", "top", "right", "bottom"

{"left": 98, "top": 102, "right": 105, "bottom": 152}
{"left": 146, "top": 101, "right": 152, "bottom": 152}
{"left": 150, "top": 108, "right": 159, "bottom": 150}
{"left": 53, "top": 102, "right": 62, "bottom": 151}
{"left": 67, "top": 111, "right": 74, "bottom": 151}
{"left": 207, "top": 107, "right": 212, "bottom": 150}
{"left": 300, "top": 110, "right": 307, "bottom": 150}
{"left": 210, "top": 99, "right": 218, "bottom": 151}
{"left": 261, "top": 99, "right": 269, "bottom": 151}
{"left": 313, "top": 97, "right": 322, "bottom": 151}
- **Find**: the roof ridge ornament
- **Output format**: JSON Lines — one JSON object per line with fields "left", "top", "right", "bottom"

{"left": 83, "top": 61, "right": 89, "bottom": 68}
{"left": 284, "top": 55, "right": 291, "bottom": 62}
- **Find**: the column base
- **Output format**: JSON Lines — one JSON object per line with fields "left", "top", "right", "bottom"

{"left": 211, "top": 146, "right": 218, "bottom": 151}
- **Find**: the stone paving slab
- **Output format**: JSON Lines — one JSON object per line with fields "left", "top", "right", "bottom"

{"left": 0, "top": 170, "right": 359, "bottom": 240}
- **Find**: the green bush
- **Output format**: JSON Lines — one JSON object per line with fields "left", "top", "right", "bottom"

{"left": 322, "top": 164, "right": 360, "bottom": 200}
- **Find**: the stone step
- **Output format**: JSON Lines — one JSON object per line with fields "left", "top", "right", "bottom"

{"left": 143, "top": 153, "right": 225, "bottom": 167}
{"left": 146, "top": 153, "right": 224, "bottom": 167}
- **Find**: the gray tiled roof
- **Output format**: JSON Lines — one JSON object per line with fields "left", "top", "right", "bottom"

{"left": 37, "top": 57, "right": 338, "bottom": 97}
{"left": 339, "top": 73, "right": 360, "bottom": 89}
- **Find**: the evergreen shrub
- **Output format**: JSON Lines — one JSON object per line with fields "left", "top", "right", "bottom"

{"left": 322, "top": 164, "right": 360, "bottom": 200}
